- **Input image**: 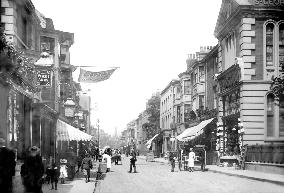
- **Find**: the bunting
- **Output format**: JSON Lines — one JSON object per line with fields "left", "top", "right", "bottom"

{"left": 78, "top": 68, "right": 117, "bottom": 83}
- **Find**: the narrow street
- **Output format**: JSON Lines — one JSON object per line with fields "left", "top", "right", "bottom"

{"left": 94, "top": 157, "right": 284, "bottom": 193}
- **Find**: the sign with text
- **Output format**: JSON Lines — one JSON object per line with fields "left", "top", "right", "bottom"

{"left": 37, "top": 69, "right": 52, "bottom": 87}
{"left": 253, "top": 0, "right": 284, "bottom": 6}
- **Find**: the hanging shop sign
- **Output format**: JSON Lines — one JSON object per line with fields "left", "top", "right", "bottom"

{"left": 65, "top": 107, "right": 74, "bottom": 117}
{"left": 37, "top": 69, "right": 52, "bottom": 87}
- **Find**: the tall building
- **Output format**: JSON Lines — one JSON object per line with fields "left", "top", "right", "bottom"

{"left": 213, "top": 0, "right": 284, "bottom": 173}
{"left": 160, "top": 80, "right": 179, "bottom": 153}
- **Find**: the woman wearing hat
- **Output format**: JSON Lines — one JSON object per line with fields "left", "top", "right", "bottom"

{"left": 59, "top": 159, "right": 68, "bottom": 184}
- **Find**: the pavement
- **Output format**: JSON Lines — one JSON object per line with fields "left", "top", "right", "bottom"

{"left": 13, "top": 163, "right": 99, "bottom": 193}
{"left": 137, "top": 155, "right": 284, "bottom": 186}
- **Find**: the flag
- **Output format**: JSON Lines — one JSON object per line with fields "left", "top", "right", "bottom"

{"left": 78, "top": 68, "right": 117, "bottom": 83}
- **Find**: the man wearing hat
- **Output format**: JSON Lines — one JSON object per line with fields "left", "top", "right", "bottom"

{"left": 0, "top": 137, "right": 16, "bottom": 193}
{"left": 21, "top": 146, "right": 45, "bottom": 193}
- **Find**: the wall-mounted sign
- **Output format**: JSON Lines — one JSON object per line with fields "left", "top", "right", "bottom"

{"left": 37, "top": 70, "right": 52, "bottom": 87}
{"left": 254, "top": 0, "right": 284, "bottom": 6}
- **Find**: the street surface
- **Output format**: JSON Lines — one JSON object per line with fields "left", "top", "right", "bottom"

{"left": 94, "top": 156, "right": 284, "bottom": 193}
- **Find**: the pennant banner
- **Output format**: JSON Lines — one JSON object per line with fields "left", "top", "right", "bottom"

{"left": 78, "top": 68, "right": 116, "bottom": 83}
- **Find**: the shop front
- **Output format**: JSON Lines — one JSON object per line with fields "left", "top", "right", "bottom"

{"left": 216, "top": 64, "right": 245, "bottom": 166}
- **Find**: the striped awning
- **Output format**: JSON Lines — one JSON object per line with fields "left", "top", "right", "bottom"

{"left": 176, "top": 118, "right": 215, "bottom": 141}
{"left": 56, "top": 120, "right": 93, "bottom": 141}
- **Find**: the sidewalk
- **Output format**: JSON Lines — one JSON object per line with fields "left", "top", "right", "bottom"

{"left": 13, "top": 166, "right": 98, "bottom": 193}
{"left": 137, "top": 156, "right": 284, "bottom": 186}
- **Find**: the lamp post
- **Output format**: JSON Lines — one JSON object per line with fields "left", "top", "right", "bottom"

{"left": 97, "top": 119, "right": 100, "bottom": 149}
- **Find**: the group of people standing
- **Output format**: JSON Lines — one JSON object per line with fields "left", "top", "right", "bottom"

{"left": 169, "top": 148, "right": 205, "bottom": 172}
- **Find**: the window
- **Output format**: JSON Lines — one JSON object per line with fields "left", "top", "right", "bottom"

{"left": 184, "top": 80, "right": 190, "bottom": 94}
{"left": 266, "top": 23, "right": 274, "bottom": 67}
{"left": 199, "top": 95, "right": 205, "bottom": 109}
{"left": 264, "top": 20, "right": 284, "bottom": 80}
{"left": 265, "top": 93, "right": 284, "bottom": 140}
{"left": 194, "top": 69, "right": 198, "bottom": 84}
{"left": 267, "top": 93, "right": 275, "bottom": 137}
{"left": 199, "top": 66, "right": 205, "bottom": 82}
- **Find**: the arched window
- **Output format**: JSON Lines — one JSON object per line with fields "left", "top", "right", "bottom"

{"left": 265, "top": 23, "right": 274, "bottom": 67}
{"left": 267, "top": 93, "right": 275, "bottom": 137}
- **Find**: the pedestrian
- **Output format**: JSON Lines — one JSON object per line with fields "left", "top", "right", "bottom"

{"left": 21, "top": 146, "right": 45, "bottom": 193}
{"left": 102, "top": 149, "right": 112, "bottom": 172}
{"left": 169, "top": 152, "right": 176, "bottom": 172}
{"left": 76, "top": 155, "right": 82, "bottom": 173}
{"left": 50, "top": 162, "right": 60, "bottom": 190}
{"left": 59, "top": 159, "right": 68, "bottom": 184}
{"left": 45, "top": 164, "right": 52, "bottom": 184}
{"left": 0, "top": 137, "right": 16, "bottom": 193}
{"left": 188, "top": 148, "right": 196, "bottom": 172}
{"left": 199, "top": 152, "right": 205, "bottom": 172}
{"left": 128, "top": 149, "right": 137, "bottom": 173}
{"left": 81, "top": 154, "right": 92, "bottom": 183}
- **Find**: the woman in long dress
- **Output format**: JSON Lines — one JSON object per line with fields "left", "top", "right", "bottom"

{"left": 188, "top": 148, "right": 195, "bottom": 172}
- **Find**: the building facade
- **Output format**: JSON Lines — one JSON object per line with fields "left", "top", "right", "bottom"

{"left": 160, "top": 80, "right": 179, "bottom": 154}
{"left": 214, "top": 0, "right": 284, "bottom": 170}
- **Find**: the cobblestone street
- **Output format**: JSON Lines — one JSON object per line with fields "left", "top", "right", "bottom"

{"left": 94, "top": 157, "right": 284, "bottom": 193}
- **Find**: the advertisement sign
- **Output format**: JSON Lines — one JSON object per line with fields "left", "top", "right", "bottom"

{"left": 37, "top": 70, "right": 52, "bottom": 87}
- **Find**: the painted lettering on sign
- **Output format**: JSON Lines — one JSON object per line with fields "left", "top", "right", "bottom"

{"left": 255, "top": 0, "right": 284, "bottom": 6}
{"left": 37, "top": 70, "right": 51, "bottom": 87}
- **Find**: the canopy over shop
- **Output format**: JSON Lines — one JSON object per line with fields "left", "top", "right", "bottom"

{"left": 56, "top": 119, "right": 93, "bottom": 141}
{"left": 56, "top": 119, "right": 93, "bottom": 159}
{"left": 176, "top": 118, "right": 216, "bottom": 142}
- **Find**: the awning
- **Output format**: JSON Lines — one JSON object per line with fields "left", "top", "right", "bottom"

{"left": 56, "top": 120, "right": 93, "bottom": 141}
{"left": 176, "top": 118, "right": 215, "bottom": 141}
{"left": 145, "top": 134, "right": 159, "bottom": 149}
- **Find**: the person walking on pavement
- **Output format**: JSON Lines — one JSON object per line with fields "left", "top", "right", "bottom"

{"left": 199, "top": 152, "right": 205, "bottom": 172}
{"left": 188, "top": 148, "right": 196, "bottom": 172}
{"left": 81, "top": 154, "right": 92, "bottom": 183}
{"left": 169, "top": 152, "right": 176, "bottom": 172}
{"left": 128, "top": 149, "right": 137, "bottom": 173}
{"left": 50, "top": 162, "right": 60, "bottom": 190}
{"left": 59, "top": 159, "right": 68, "bottom": 184}
{"left": 0, "top": 137, "right": 16, "bottom": 193}
{"left": 21, "top": 146, "right": 45, "bottom": 193}
{"left": 102, "top": 149, "right": 112, "bottom": 172}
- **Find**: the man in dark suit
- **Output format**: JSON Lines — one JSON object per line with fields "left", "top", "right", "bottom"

{"left": 0, "top": 137, "right": 16, "bottom": 193}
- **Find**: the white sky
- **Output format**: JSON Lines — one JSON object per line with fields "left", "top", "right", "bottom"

{"left": 33, "top": 0, "right": 222, "bottom": 136}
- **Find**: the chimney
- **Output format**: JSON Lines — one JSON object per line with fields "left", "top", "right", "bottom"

{"left": 193, "top": 54, "right": 195, "bottom": 59}
{"left": 190, "top": 54, "right": 192, "bottom": 59}
{"left": 200, "top": 46, "right": 203, "bottom": 52}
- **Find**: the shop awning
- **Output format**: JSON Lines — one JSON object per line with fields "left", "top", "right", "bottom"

{"left": 145, "top": 134, "right": 159, "bottom": 149}
{"left": 176, "top": 118, "right": 215, "bottom": 141}
{"left": 56, "top": 120, "right": 93, "bottom": 141}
